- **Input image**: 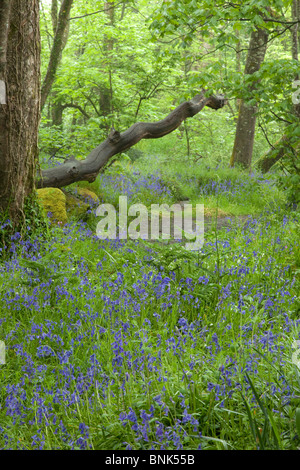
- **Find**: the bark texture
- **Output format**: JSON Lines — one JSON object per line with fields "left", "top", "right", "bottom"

{"left": 230, "top": 27, "right": 268, "bottom": 169}
{"left": 37, "top": 93, "right": 226, "bottom": 189}
{"left": 0, "top": 0, "right": 40, "bottom": 222}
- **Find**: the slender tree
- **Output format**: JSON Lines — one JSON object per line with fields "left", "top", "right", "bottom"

{"left": 230, "top": 27, "right": 268, "bottom": 169}
{"left": 50, "top": 0, "right": 72, "bottom": 126}
{"left": 99, "top": 1, "right": 115, "bottom": 130}
{"left": 41, "top": 0, "right": 73, "bottom": 111}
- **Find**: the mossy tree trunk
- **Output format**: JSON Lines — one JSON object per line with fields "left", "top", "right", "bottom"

{"left": 41, "top": 0, "right": 73, "bottom": 111}
{"left": 256, "top": 135, "right": 289, "bottom": 173}
{"left": 50, "top": 0, "right": 73, "bottom": 127}
{"left": 98, "top": 1, "right": 115, "bottom": 131}
{"left": 0, "top": 0, "right": 40, "bottom": 225}
{"left": 255, "top": 1, "right": 300, "bottom": 173}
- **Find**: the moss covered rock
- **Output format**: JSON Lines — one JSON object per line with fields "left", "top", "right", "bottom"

{"left": 37, "top": 188, "right": 68, "bottom": 225}
{"left": 73, "top": 187, "right": 100, "bottom": 206}
{"left": 65, "top": 193, "right": 90, "bottom": 221}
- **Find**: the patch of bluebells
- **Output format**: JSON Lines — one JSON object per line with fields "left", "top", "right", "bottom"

{"left": 76, "top": 422, "right": 90, "bottom": 450}
{"left": 98, "top": 172, "right": 172, "bottom": 205}
{"left": 199, "top": 178, "right": 248, "bottom": 197}
{"left": 198, "top": 174, "right": 274, "bottom": 198}
{"left": 119, "top": 404, "right": 202, "bottom": 450}
{"left": 0, "top": 200, "right": 299, "bottom": 448}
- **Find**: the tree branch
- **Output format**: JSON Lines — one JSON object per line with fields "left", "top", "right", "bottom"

{"left": 68, "top": 2, "right": 124, "bottom": 21}
{"left": 80, "top": 89, "right": 101, "bottom": 116}
{"left": 61, "top": 103, "right": 91, "bottom": 119}
{"left": 37, "top": 92, "right": 226, "bottom": 189}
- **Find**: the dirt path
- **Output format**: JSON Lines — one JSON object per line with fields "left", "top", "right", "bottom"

{"left": 146, "top": 202, "right": 254, "bottom": 245}
{"left": 204, "top": 214, "right": 253, "bottom": 232}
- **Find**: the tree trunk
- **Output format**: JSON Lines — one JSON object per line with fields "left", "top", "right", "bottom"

{"left": 99, "top": 1, "right": 115, "bottom": 130}
{"left": 41, "top": 0, "right": 73, "bottom": 111}
{"left": 0, "top": 0, "right": 40, "bottom": 224}
{"left": 230, "top": 27, "right": 268, "bottom": 169}
{"left": 50, "top": 0, "right": 67, "bottom": 127}
{"left": 51, "top": 0, "right": 58, "bottom": 34}
{"left": 37, "top": 93, "right": 226, "bottom": 189}
{"left": 52, "top": 100, "right": 64, "bottom": 127}
{"left": 256, "top": 135, "right": 289, "bottom": 173}
{"left": 255, "top": 1, "right": 300, "bottom": 173}
{"left": 235, "top": 28, "right": 242, "bottom": 113}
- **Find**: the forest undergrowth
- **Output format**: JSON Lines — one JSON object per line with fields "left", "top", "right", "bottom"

{"left": 0, "top": 154, "right": 300, "bottom": 450}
